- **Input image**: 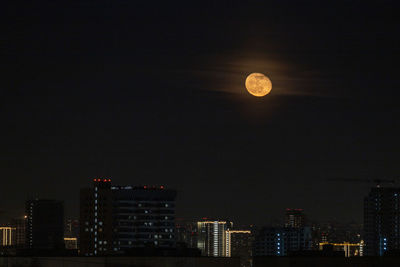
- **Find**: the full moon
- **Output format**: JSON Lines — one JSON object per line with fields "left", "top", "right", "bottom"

{"left": 245, "top": 73, "right": 272, "bottom": 97}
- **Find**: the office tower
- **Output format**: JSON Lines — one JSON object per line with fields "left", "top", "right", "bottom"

{"left": 197, "top": 220, "right": 228, "bottom": 257}
{"left": 25, "top": 199, "right": 64, "bottom": 250}
{"left": 0, "top": 227, "right": 14, "bottom": 246}
{"left": 11, "top": 217, "right": 27, "bottom": 248}
{"left": 364, "top": 187, "right": 400, "bottom": 256}
{"left": 80, "top": 179, "right": 113, "bottom": 256}
{"left": 226, "top": 230, "right": 252, "bottom": 267}
{"left": 285, "top": 208, "right": 305, "bottom": 228}
{"left": 253, "top": 227, "right": 312, "bottom": 256}
{"left": 80, "top": 179, "right": 177, "bottom": 256}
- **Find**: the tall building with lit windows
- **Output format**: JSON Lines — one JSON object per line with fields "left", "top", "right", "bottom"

{"left": 80, "top": 179, "right": 177, "bottom": 256}
{"left": 25, "top": 199, "right": 64, "bottom": 250}
{"left": 197, "top": 220, "right": 229, "bottom": 257}
{"left": 364, "top": 187, "right": 400, "bottom": 256}
{"left": 285, "top": 208, "right": 305, "bottom": 228}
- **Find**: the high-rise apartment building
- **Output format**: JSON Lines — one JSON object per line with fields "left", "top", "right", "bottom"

{"left": 253, "top": 227, "right": 312, "bottom": 256}
{"left": 364, "top": 187, "right": 400, "bottom": 256}
{"left": 197, "top": 220, "right": 228, "bottom": 257}
{"left": 80, "top": 179, "right": 177, "bottom": 256}
{"left": 25, "top": 199, "right": 64, "bottom": 250}
{"left": 285, "top": 208, "right": 305, "bottom": 228}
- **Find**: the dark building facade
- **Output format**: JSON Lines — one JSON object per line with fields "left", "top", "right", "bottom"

{"left": 253, "top": 227, "right": 312, "bottom": 256}
{"left": 11, "top": 217, "right": 27, "bottom": 248}
{"left": 80, "top": 179, "right": 177, "bottom": 256}
{"left": 175, "top": 219, "right": 198, "bottom": 249}
{"left": 364, "top": 187, "right": 400, "bottom": 256}
{"left": 226, "top": 230, "right": 253, "bottom": 267}
{"left": 25, "top": 199, "right": 64, "bottom": 250}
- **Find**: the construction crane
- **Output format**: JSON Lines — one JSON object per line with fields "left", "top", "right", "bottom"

{"left": 326, "top": 178, "right": 397, "bottom": 187}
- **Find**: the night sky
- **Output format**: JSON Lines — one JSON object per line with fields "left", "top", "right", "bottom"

{"left": 2, "top": 0, "right": 400, "bottom": 225}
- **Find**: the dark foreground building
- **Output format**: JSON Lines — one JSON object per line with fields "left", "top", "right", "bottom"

{"left": 253, "top": 256, "right": 400, "bottom": 267}
{"left": 80, "top": 179, "right": 177, "bottom": 256}
{"left": 0, "top": 256, "right": 239, "bottom": 267}
{"left": 364, "top": 187, "right": 400, "bottom": 256}
{"left": 25, "top": 199, "right": 64, "bottom": 250}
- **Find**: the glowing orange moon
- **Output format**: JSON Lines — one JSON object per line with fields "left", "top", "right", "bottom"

{"left": 245, "top": 73, "right": 272, "bottom": 97}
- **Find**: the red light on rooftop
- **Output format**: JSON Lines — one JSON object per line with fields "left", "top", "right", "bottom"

{"left": 160, "top": 185, "right": 164, "bottom": 189}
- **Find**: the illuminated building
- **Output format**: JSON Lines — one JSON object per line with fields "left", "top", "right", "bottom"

{"left": 80, "top": 179, "right": 177, "bottom": 256}
{"left": 285, "top": 208, "right": 305, "bottom": 228}
{"left": 364, "top": 187, "right": 400, "bottom": 256}
{"left": 0, "top": 227, "right": 14, "bottom": 246}
{"left": 226, "top": 230, "right": 252, "bottom": 267}
{"left": 25, "top": 199, "right": 64, "bottom": 250}
{"left": 197, "top": 220, "right": 228, "bottom": 257}
{"left": 318, "top": 242, "right": 362, "bottom": 257}
{"left": 64, "top": 237, "right": 78, "bottom": 250}
{"left": 253, "top": 227, "right": 312, "bottom": 256}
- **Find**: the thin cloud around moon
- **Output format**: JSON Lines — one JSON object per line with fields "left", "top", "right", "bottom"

{"left": 167, "top": 53, "right": 338, "bottom": 98}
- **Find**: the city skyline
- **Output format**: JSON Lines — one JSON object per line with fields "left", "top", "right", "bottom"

{"left": 3, "top": 0, "right": 400, "bottom": 229}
